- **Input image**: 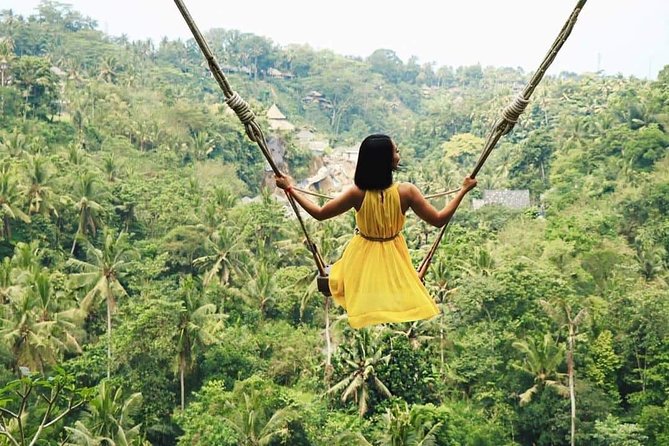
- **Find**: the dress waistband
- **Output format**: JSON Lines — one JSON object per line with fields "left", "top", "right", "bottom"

{"left": 355, "top": 227, "right": 400, "bottom": 242}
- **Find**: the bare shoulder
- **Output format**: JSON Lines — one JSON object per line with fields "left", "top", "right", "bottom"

{"left": 344, "top": 184, "right": 365, "bottom": 210}
{"left": 397, "top": 182, "right": 418, "bottom": 213}
{"left": 397, "top": 182, "right": 419, "bottom": 199}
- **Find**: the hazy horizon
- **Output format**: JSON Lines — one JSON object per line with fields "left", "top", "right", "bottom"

{"left": 3, "top": 0, "right": 669, "bottom": 79}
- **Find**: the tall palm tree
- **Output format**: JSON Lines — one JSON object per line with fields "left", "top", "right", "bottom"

{"left": 328, "top": 328, "right": 392, "bottom": 416}
{"left": 68, "top": 230, "right": 136, "bottom": 379}
{"left": 0, "top": 163, "right": 31, "bottom": 239}
{"left": 513, "top": 333, "right": 568, "bottom": 406}
{"left": 69, "top": 170, "right": 104, "bottom": 254}
{"left": 174, "top": 277, "right": 223, "bottom": 410}
{"left": 540, "top": 298, "right": 593, "bottom": 446}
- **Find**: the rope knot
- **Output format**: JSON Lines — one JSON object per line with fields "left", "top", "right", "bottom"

{"left": 226, "top": 91, "right": 256, "bottom": 125}
{"left": 502, "top": 95, "right": 530, "bottom": 123}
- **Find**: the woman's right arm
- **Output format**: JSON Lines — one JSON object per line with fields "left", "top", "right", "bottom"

{"left": 407, "top": 177, "right": 477, "bottom": 227}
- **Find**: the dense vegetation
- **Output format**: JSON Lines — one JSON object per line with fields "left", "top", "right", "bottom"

{"left": 0, "top": 2, "right": 668, "bottom": 445}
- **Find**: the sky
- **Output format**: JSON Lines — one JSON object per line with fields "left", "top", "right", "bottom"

{"left": 4, "top": 0, "right": 669, "bottom": 79}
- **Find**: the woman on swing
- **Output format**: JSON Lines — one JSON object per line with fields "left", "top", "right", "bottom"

{"left": 275, "top": 134, "right": 477, "bottom": 329}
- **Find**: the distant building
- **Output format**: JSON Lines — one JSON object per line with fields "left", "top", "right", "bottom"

{"left": 332, "top": 145, "right": 359, "bottom": 162}
{"left": 302, "top": 90, "right": 333, "bottom": 109}
{"left": 472, "top": 189, "right": 531, "bottom": 210}
{"left": 266, "top": 104, "right": 295, "bottom": 131}
{"left": 267, "top": 68, "right": 294, "bottom": 79}
{"left": 295, "top": 128, "right": 329, "bottom": 155}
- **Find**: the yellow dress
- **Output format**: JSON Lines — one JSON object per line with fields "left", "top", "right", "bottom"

{"left": 329, "top": 183, "right": 440, "bottom": 329}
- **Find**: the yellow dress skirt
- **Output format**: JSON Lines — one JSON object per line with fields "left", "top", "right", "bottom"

{"left": 328, "top": 183, "right": 439, "bottom": 329}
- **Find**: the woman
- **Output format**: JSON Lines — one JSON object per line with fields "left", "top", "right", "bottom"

{"left": 276, "top": 134, "right": 477, "bottom": 328}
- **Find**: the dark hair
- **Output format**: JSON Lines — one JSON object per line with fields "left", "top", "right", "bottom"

{"left": 354, "top": 134, "right": 395, "bottom": 190}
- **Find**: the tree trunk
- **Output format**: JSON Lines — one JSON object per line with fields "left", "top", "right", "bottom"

{"left": 180, "top": 361, "right": 185, "bottom": 410}
{"left": 106, "top": 297, "right": 112, "bottom": 380}
{"left": 568, "top": 323, "right": 576, "bottom": 446}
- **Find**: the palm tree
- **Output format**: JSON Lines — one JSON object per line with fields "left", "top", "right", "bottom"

{"left": 513, "top": 333, "right": 568, "bottom": 406}
{"left": 98, "top": 56, "right": 120, "bottom": 83}
{"left": 540, "top": 298, "right": 593, "bottom": 446}
{"left": 0, "top": 129, "right": 29, "bottom": 157}
{"left": 65, "top": 380, "right": 144, "bottom": 446}
{"left": 102, "top": 153, "right": 122, "bottom": 182}
{"left": 0, "top": 262, "right": 82, "bottom": 375}
{"left": 174, "top": 277, "right": 223, "bottom": 410}
{"left": 0, "top": 163, "right": 31, "bottom": 239}
{"left": 239, "top": 260, "right": 277, "bottom": 320}
{"left": 1, "top": 291, "right": 57, "bottom": 374}
{"left": 69, "top": 170, "right": 104, "bottom": 254}
{"left": 223, "top": 389, "right": 295, "bottom": 446}
{"left": 378, "top": 402, "right": 443, "bottom": 446}
{"left": 189, "top": 131, "right": 216, "bottom": 161}
{"left": 22, "top": 154, "right": 58, "bottom": 217}
{"left": 328, "top": 328, "right": 392, "bottom": 416}
{"left": 193, "top": 225, "right": 248, "bottom": 287}
{"left": 0, "top": 256, "right": 21, "bottom": 304}
{"left": 68, "top": 230, "right": 136, "bottom": 379}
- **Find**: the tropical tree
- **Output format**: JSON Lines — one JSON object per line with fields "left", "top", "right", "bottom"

{"left": 68, "top": 230, "right": 136, "bottom": 379}
{"left": 223, "top": 388, "right": 295, "bottom": 446}
{"left": 0, "top": 256, "right": 20, "bottom": 304}
{"left": 192, "top": 225, "right": 247, "bottom": 287}
{"left": 69, "top": 170, "right": 105, "bottom": 254}
{"left": 378, "top": 402, "right": 443, "bottom": 446}
{"left": 0, "top": 129, "right": 29, "bottom": 157}
{"left": 513, "top": 333, "right": 568, "bottom": 406}
{"left": 540, "top": 297, "right": 593, "bottom": 446}
{"left": 1, "top": 291, "right": 58, "bottom": 374}
{"left": 65, "top": 380, "right": 145, "bottom": 446}
{"left": 0, "top": 371, "right": 90, "bottom": 446}
{"left": 98, "top": 55, "right": 120, "bottom": 83}
{"left": 0, "top": 162, "right": 30, "bottom": 239}
{"left": 22, "top": 153, "right": 58, "bottom": 217}
{"left": 328, "top": 328, "right": 392, "bottom": 416}
{"left": 173, "top": 277, "right": 223, "bottom": 410}
{"left": 239, "top": 259, "right": 277, "bottom": 320}
{"left": 102, "top": 152, "right": 122, "bottom": 182}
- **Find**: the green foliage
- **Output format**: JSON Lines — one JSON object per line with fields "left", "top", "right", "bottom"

{"left": 174, "top": 376, "right": 301, "bottom": 446}
{"left": 592, "top": 414, "right": 647, "bottom": 446}
{"left": 0, "top": 4, "right": 668, "bottom": 446}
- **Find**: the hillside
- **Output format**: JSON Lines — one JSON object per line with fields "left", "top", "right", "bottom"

{"left": 0, "top": 2, "right": 668, "bottom": 445}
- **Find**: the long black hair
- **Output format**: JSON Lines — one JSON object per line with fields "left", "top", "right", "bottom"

{"left": 354, "top": 134, "right": 395, "bottom": 190}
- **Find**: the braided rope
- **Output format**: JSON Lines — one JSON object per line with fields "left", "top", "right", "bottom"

{"left": 502, "top": 95, "right": 530, "bottom": 124}
{"left": 174, "top": 0, "right": 326, "bottom": 276}
{"left": 418, "top": 0, "right": 588, "bottom": 281}
{"left": 226, "top": 92, "right": 256, "bottom": 125}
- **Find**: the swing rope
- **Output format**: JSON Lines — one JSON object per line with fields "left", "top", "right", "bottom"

{"left": 173, "top": 0, "right": 327, "bottom": 276}
{"left": 174, "top": 0, "right": 588, "bottom": 288}
{"left": 417, "top": 0, "right": 588, "bottom": 280}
